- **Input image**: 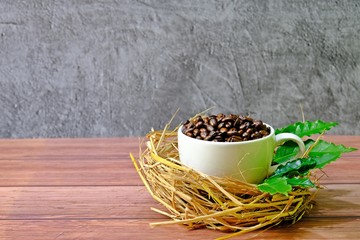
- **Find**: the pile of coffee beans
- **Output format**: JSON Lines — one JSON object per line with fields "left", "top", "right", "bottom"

{"left": 181, "top": 113, "right": 270, "bottom": 142}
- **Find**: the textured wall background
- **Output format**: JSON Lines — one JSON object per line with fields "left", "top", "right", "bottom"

{"left": 0, "top": 0, "right": 359, "bottom": 138}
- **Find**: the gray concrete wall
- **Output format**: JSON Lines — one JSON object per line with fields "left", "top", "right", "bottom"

{"left": 0, "top": 0, "right": 359, "bottom": 138}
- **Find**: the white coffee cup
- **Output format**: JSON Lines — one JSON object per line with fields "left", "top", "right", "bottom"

{"left": 177, "top": 124, "right": 305, "bottom": 184}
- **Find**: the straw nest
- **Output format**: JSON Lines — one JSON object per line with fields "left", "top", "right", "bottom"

{"left": 130, "top": 118, "right": 317, "bottom": 239}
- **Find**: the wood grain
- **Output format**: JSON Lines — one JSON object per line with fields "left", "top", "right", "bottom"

{"left": 0, "top": 136, "right": 359, "bottom": 239}
{"left": 0, "top": 138, "right": 144, "bottom": 186}
{"left": 0, "top": 218, "right": 359, "bottom": 240}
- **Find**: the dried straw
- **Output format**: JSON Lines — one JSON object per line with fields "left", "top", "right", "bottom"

{"left": 130, "top": 118, "right": 317, "bottom": 239}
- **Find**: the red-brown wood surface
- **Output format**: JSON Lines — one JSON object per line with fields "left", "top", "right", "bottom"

{"left": 0, "top": 136, "right": 359, "bottom": 239}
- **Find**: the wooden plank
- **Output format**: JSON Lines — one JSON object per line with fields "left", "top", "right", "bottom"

{"left": 0, "top": 138, "right": 142, "bottom": 160}
{"left": 309, "top": 184, "right": 360, "bottom": 217}
{"left": 0, "top": 138, "right": 144, "bottom": 186}
{"left": 0, "top": 218, "right": 359, "bottom": 240}
{"left": 0, "top": 184, "right": 358, "bottom": 220}
{"left": 313, "top": 157, "right": 360, "bottom": 184}
{"left": 0, "top": 186, "right": 162, "bottom": 220}
{"left": 0, "top": 156, "right": 357, "bottom": 187}
{"left": 0, "top": 159, "right": 142, "bottom": 186}
{"left": 0, "top": 137, "right": 358, "bottom": 186}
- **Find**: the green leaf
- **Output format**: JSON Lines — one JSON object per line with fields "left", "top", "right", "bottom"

{"left": 273, "top": 140, "right": 314, "bottom": 164}
{"left": 258, "top": 176, "right": 316, "bottom": 195}
{"left": 257, "top": 177, "right": 292, "bottom": 196}
{"left": 308, "top": 139, "right": 357, "bottom": 168}
{"left": 286, "top": 177, "right": 316, "bottom": 188}
{"left": 270, "top": 157, "right": 317, "bottom": 179}
{"left": 275, "top": 120, "right": 338, "bottom": 137}
{"left": 259, "top": 119, "right": 358, "bottom": 196}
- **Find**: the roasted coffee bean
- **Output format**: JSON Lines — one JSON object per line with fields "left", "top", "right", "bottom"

{"left": 185, "top": 132, "right": 193, "bottom": 137}
{"left": 224, "top": 121, "right": 233, "bottom": 128}
{"left": 253, "top": 120, "right": 263, "bottom": 129}
{"left": 200, "top": 127, "right": 207, "bottom": 132}
{"left": 184, "top": 127, "right": 194, "bottom": 135}
{"left": 199, "top": 128, "right": 208, "bottom": 138}
{"left": 206, "top": 124, "right": 215, "bottom": 132}
{"left": 220, "top": 132, "right": 228, "bottom": 139}
{"left": 216, "top": 113, "right": 225, "bottom": 122}
{"left": 193, "top": 128, "right": 200, "bottom": 137}
{"left": 231, "top": 135, "right": 243, "bottom": 142}
{"left": 195, "top": 120, "right": 204, "bottom": 128}
{"left": 217, "top": 122, "right": 225, "bottom": 129}
{"left": 204, "top": 131, "right": 216, "bottom": 141}
{"left": 260, "top": 124, "right": 268, "bottom": 131}
{"left": 252, "top": 131, "right": 262, "bottom": 139}
{"left": 239, "top": 115, "right": 246, "bottom": 121}
{"left": 181, "top": 113, "right": 270, "bottom": 142}
{"left": 246, "top": 128, "right": 253, "bottom": 134}
{"left": 227, "top": 128, "right": 238, "bottom": 136}
{"left": 239, "top": 123, "right": 247, "bottom": 130}
{"left": 209, "top": 118, "right": 218, "bottom": 127}
{"left": 219, "top": 127, "right": 228, "bottom": 133}
{"left": 214, "top": 134, "right": 224, "bottom": 141}
{"left": 246, "top": 116, "right": 254, "bottom": 122}
{"left": 222, "top": 116, "right": 234, "bottom": 122}
{"left": 242, "top": 132, "right": 250, "bottom": 138}
{"left": 193, "top": 115, "right": 202, "bottom": 123}
{"left": 182, "top": 121, "right": 193, "bottom": 133}
{"left": 234, "top": 118, "right": 241, "bottom": 128}
{"left": 259, "top": 130, "right": 268, "bottom": 136}
{"left": 203, "top": 117, "right": 209, "bottom": 124}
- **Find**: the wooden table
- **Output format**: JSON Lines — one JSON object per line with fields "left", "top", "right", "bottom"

{"left": 0, "top": 136, "right": 359, "bottom": 239}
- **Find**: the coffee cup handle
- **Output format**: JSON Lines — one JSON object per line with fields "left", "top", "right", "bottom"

{"left": 268, "top": 133, "right": 306, "bottom": 175}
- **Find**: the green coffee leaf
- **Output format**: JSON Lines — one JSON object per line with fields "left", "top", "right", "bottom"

{"left": 270, "top": 157, "right": 317, "bottom": 179}
{"left": 257, "top": 177, "right": 292, "bottom": 196}
{"left": 286, "top": 177, "right": 316, "bottom": 188}
{"left": 308, "top": 139, "right": 357, "bottom": 168}
{"left": 258, "top": 120, "right": 357, "bottom": 196}
{"left": 273, "top": 140, "right": 313, "bottom": 164}
{"left": 257, "top": 176, "right": 316, "bottom": 195}
{"left": 275, "top": 120, "right": 338, "bottom": 137}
